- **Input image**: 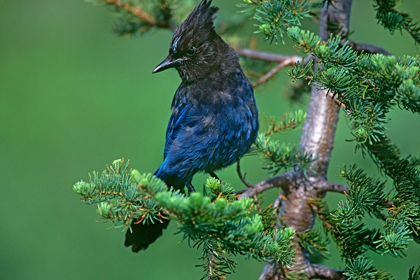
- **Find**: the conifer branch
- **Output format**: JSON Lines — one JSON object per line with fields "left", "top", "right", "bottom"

{"left": 104, "top": 0, "right": 175, "bottom": 31}
{"left": 106, "top": 0, "right": 156, "bottom": 25}
{"left": 346, "top": 41, "right": 391, "bottom": 56}
{"left": 298, "top": 87, "right": 340, "bottom": 176}
{"left": 254, "top": 133, "right": 314, "bottom": 175}
{"left": 238, "top": 172, "right": 293, "bottom": 198}
{"left": 310, "top": 264, "right": 346, "bottom": 280}
{"left": 373, "top": 0, "right": 420, "bottom": 44}
{"left": 257, "top": 1, "right": 353, "bottom": 278}
{"left": 320, "top": 181, "right": 349, "bottom": 194}
{"left": 409, "top": 266, "right": 420, "bottom": 280}
{"left": 238, "top": 49, "right": 303, "bottom": 63}
{"left": 238, "top": 40, "right": 391, "bottom": 64}
{"left": 243, "top": 0, "right": 311, "bottom": 43}
{"left": 263, "top": 110, "right": 307, "bottom": 137}
{"left": 298, "top": 229, "right": 329, "bottom": 257}
{"left": 238, "top": 49, "right": 315, "bottom": 89}
{"left": 254, "top": 56, "right": 302, "bottom": 88}
{"left": 74, "top": 160, "right": 296, "bottom": 279}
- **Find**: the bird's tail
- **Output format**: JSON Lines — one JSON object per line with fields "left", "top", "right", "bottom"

{"left": 124, "top": 218, "right": 170, "bottom": 252}
{"left": 124, "top": 169, "right": 185, "bottom": 252}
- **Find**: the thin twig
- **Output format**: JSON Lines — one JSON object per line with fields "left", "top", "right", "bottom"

{"left": 105, "top": 0, "right": 176, "bottom": 31}
{"left": 238, "top": 49, "right": 303, "bottom": 63}
{"left": 310, "top": 264, "right": 347, "bottom": 280}
{"left": 402, "top": 23, "right": 420, "bottom": 45}
{"left": 208, "top": 249, "right": 214, "bottom": 277}
{"left": 328, "top": 92, "right": 347, "bottom": 110}
{"left": 308, "top": 200, "right": 336, "bottom": 233}
{"left": 272, "top": 194, "right": 283, "bottom": 215}
{"left": 236, "top": 160, "right": 255, "bottom": 189}
{"left": 239, "top": 42, "right": 390, "bottom": 66}
{"left": 254, "top": 56, "right": 302, "bottom": 88}
{"left": 239, "top": 172, "right": 292, "bottom": 199}
{"left": 253, "top": 194, "right": 263, "bottom": 214}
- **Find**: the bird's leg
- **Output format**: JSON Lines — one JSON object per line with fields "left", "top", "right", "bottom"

{"left": 186, "top": 182, "right": 196, "bottom": 193}
{"left": 208, "top": 171, "right": 220, "bottom": 181}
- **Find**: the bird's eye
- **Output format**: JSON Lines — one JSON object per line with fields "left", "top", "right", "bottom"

{"left": 186, "top": 47, "right": 196, "bottom": 56}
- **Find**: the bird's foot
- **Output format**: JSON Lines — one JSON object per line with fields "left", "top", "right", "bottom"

{"left": 208, "top": 171, "right": 220, "bottom": 181}
{"left": 186, "top": 182, "right": 196, "bottom": 193}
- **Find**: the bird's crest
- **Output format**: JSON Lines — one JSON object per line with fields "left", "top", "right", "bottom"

{"left": 172, "top": 0, "right": 219, "bottom": 48}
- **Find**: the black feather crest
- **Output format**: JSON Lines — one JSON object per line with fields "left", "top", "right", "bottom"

{"left": 175, "top": 0, "right": 219, "bottom": 38}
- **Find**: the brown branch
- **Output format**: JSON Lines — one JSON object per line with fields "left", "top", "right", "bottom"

{"left": 308, "top": 200, "right": 336, "bottom": 233}
{"left": 237, "top": 49, "right": 317, "bottom": 88}
{"left": 254, "top": 56, "right": 302, "bottom": 88}
{"left": 272, "top": 194, "right": 283, "bottom": 214}
{"left": 347, "top": 40, "right": 391, "bottom": 56}
{"left": 258, "top": 1, "right": 353, "bottom": 278}
{"left": 238, "top": 49, "right": 302, "bottom": 63}
{"left": 328, "top": 92, "right": 347, "bottom": 110}
{"left": 310, "top": 264, "right": 347, "bottom": 280}
{"left": 402, "top": 23, "right": 420, "bottom": 45}
{"left": 105, "top": 0, "right": 175, "bottom": 31}
{"left": 299, "top": 85, "right": 341, "bottom": 176}
{"left": 238, "top": 172, "right": 292, "bottom": 199}
{"left": 319, "top": 181, "right": 349, "bottom": 194}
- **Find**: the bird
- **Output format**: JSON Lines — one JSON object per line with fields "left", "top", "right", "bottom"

{"left": 125, "top": 0, "right": 259, "bottom": 252}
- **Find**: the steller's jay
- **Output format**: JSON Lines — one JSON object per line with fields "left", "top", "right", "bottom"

{"left": 125, "top": 0, "right": 259, "bottom": 252}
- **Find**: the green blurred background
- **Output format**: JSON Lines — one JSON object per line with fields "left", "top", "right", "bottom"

{"left": 1, "top": 0, "right": 419, "bottom": 279}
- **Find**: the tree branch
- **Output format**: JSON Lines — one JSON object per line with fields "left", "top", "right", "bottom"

{"left": 310, "top": 264, "right": 347, "bottom": 280}
{"left": 105, "top": 0, "right": 176, "bottom": 31}
{"left": 319, "top": 181, "right": 349, "bottom": 194}
{"left": 402, "top": 22, "right": 420, "bottom": 44}
{"left": 237, "top": 49, "right": 319, "bottom": 88}
{"left": 238, "top": 172, "right": 293, "bottom": 199}
{"left": 238, "top": 49, "right": 302, "bottom": 63}
{"left": 347, "top": 40, "right": 391, "bottom": 56}
{"left": 298, "top": 0, "right": 353, "bottom": 177}
{"left": 299, "top": 87, "right": 341, "bottom": 176}
{"left": 254, "top": 56, "right": 302, "bottom": 88}
{"left": 258, "top": 1, "right": 354, "bottom": 278}
{"left": 326, "top": 91, "right": 347, "bottom": 110}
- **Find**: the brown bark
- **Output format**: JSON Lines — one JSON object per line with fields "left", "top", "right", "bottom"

{"left": 258, "top": 1, "right": 353, "bottom": 279}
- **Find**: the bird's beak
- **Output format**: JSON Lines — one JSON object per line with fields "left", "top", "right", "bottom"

{"left": 152, "top": 56, "right": 183, "bottom": 74}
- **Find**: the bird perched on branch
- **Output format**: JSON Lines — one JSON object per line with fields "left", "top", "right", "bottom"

{"left": 125, "top": 0, "right": 259, "bottom": 252}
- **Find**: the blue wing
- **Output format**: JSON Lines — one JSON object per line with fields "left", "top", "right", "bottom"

{"left": 163, "top": 98, "right": 189, "bottom": 159}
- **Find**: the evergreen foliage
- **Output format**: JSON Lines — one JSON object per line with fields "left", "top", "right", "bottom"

{"left": 254, "top": 133, "right": 313, "bottom": 174}
{"left": 74, "top": 159, "right": 295, "bottom": 279}
{"left": 309, "top": 163, "right": 419, "bottom": 277}
{"left": 298, "top": 229, "right": 329, "bottom": 257}
{"left": 77, "top": 0, "right": 420, "bottom": 279}
{"left": 373, "top": 0, "right": 420, "bottom": 44}
{"left": 263, "top": 110, "right": 307, "bottom": 136}
{"left": 240, "top": 0, "right": 311, "bottom": 43}
{"left": 408, "top": 267, "right": 420, "bottom": 280}
{"left": 253, "top": 110, "right": 312, "bottom": 174}
{"left": 284, "top": 23, "right": 420, "bottom": 258}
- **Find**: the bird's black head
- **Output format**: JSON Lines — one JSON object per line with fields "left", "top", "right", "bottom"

{"left": 152, "top": 0, "right": 238, "bottom": 82}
